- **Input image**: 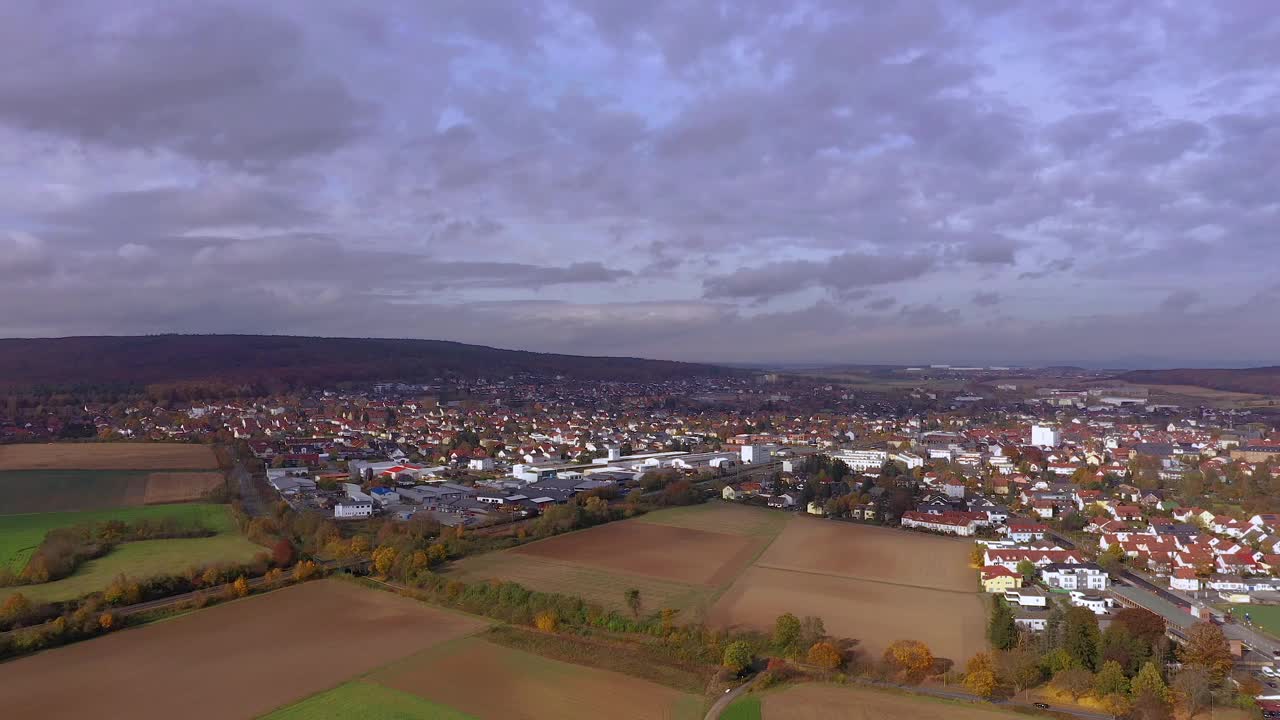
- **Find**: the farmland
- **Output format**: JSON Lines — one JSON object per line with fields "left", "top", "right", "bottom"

{"left": 0, "top": 579, "right": 490, "bottom": 720}
{"left": 448, "top": 502, "right": 985, "bottom": 663}
{"left": 447, "top": 502, "right": 784, "bottom": 618}
{"left": 760, "top": 684, "right": 1033, "bottom": 719}
{"left": 369, "top": 635, "right": 705, "bottom": 720}
{"left": 0, "top": 443, "right": 219, "bottom": 471}
{"left": 0, "top": 502, "right": 236, "bottom": 573}
{"left": 262, "top": 681, "right": 478, "bottom": 720}
{"left": 709, "top": 516, "right": 987, "bottom": 662}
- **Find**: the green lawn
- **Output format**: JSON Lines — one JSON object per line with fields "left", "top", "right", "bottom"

{"left": 260, "top": 681, "right": 478, "bottom": 720}
{"left": 721, "top": 696, "right": 762, "bottom": 720}
{"left": 0, "top": 502, "right": 235, "bottom": 572}
{"left": 1235, "top": 603, "right": 1280, "bottom": 639}
{"left": 0, "top": 532, "right": 264, "bottom": 603}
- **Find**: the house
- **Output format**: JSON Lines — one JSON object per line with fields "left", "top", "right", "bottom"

{"left": 1005, "top": 522, "right": 1050, "bottom": 543}
{"left": 901, "top": 510, "right": 982, "bottom": 537}
{"left": 1067, "top": 592, "right": 1110, "bottom": 615}
{"left": 722, "top": 485, "right": 740, "bottom": 501}
{"left": 334, "top": 500, "right": 374, "bottom": 519}
{"left": 1041, "top": 562, "right": 1110, "bottom": 591}
{"left": 806, "top": 501, "right": 825, "bottom": 516}
{"left": 1005, "top": 586, "right": 1048, "bottom": 609}
{"left": 1171, "top": 567, "right": 1202, "bottom": 592}
{"left": 766, "top": 493, "right": 796, "bottom": 509}
{"left": 981, "top": 565, "right": 1023, "bottom": 593}
{"left": 468, "top": 457, "right": 495, "bottom": 471}
{"left": 984, "top": 549, "right": 1085, "bottom": 571}
{"left": 1013, "top": 610, "right": 1048, "bottom": 632}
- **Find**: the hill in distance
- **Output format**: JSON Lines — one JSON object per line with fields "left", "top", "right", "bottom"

{"left": 1118, "top": 367, "right": 1280, "bottom": 396}
{"left": 0, "top": 335, "right": 741, "bottom": 391}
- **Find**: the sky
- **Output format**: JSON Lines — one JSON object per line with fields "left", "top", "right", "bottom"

{"left": 1, "top": 1, "right": 1278, "bottom": 368}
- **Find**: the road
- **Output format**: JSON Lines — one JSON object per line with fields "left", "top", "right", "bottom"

{"left": 229, "top": 444, "right": 266, "bottom": 517}
{"left": 704, "top": 673, "right": 762, "bottom": 720}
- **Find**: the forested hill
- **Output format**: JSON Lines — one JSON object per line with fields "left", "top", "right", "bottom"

{"left": 0, "top": 335, "right": 740, "bottom": 391}
{"left": 1118, "top": 367, "right": 1280, "bottom": 395}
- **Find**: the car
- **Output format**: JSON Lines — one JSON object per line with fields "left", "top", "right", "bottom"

{"left": 1270, "top": 682, "right": 1278, "bottom": 689}
{"left": 1033, "top": 703, "right": 1050, "bottom": 709}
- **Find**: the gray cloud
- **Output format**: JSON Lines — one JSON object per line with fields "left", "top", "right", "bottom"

{"left": 0, "top": 0, "right": 1277, "bottom": 366}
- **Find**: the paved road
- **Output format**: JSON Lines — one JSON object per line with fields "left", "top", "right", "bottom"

{"left": 704, "top": 674, "right": 762, "bottom": 720}
{"left": 229, "top": 444, "right": 266, "bottom": 517}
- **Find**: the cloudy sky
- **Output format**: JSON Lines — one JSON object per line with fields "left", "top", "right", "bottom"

{"left": 2, "top": 1, "right": 1278, "bottom": 368}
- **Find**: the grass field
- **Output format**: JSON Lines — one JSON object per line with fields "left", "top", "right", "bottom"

{"left": 0, "top": 580, "right": 491, "bottom": 720}
{"left": 723, "top": 696, "right": 763, "bottom": 720}
{"left": 261, "top": 681, "right": 479, "bottom": 720}
{"left": 1235, "top": 603, "right": 1280, "bottom": 639}
{"left": 0, "top": 533, "right": 263, "bottom": 603}
{"left": 0, "top": 502, "right": 236, "bottom": 573}
{"left": 370, "top": 635, "right": 706, "bottom": 720}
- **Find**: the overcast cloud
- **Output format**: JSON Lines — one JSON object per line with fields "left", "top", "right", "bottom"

{"left": 0, "top": 0, "right": 1277, "bottom": 367}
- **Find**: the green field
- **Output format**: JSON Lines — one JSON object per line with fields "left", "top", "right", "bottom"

{"left": 0, "top": 470, "right": 153, "bottom": 514}
{"left": 722, "top": 696, "right": 762, "bottom": 720}
{"left": 0, "top": 532, "right": 263, "bottom": 603}
{"left": 1236, "top": 604, "right": 1280, "bottom": 639}
{"left": 260, "top": 681, "right": 478, "bottom": 720}
{"left": 0, "top": 503, "right": 244, "bottom": 587}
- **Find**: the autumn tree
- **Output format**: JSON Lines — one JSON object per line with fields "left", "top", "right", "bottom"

{"left": 293, "top": 559, "right": 318, "bottom": 581}
{"left": 271, "top": 538, "right": 296, "bottom": 567}
{"left": 1016, "top": 559, "right": 1038, "bottom": 583}
{"left": 969, "top": 542, "right": 984, "bottom": 568}
{"left": 807, "top": 641, "right": 843, "bottom": 671}
{"left": 232, "top": 576, "right": 250, "bottom": 598}
{"left": 1171, "top": 668, "right": 1212, "bottom": 719}
{"left": 0, "top": 592, "right": 31, "bottom": 622}
{"left": 996, "top": 648, "right": 1043, "bottom": 701}
{"left": 723, "top": 641, "right": 753, "bottom": 674}
{"left": 1180, "top": 622, "right": 1232, "bottom": 684}
{"left": 1099, "top": 693, "right": 1131, "bottom": 720}
{"left": 534, "top": 610, "right": 558, "bottom": 633}
{"left": 964, "top": 652, "right": 999, "bottom": 699}
{"left": 98, "top": 612, "right": 115, "bottom": 631}
{"left": 884, "top": 640, "right": 934, "bottom": 683}
{"left": 372, "top": 545, "right": 399, "bottom": 577}
{"left": 1130, "top": 661, "right": 1169, "bottom": 703}
{"left": 798, "top": 616, "right": 826, "bottom": 651}
{"left": 1053, "top": 667, "right": 1095, "bottom": 701}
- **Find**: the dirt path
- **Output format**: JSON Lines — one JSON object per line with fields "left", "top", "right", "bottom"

{"left": 705, "top": 674, "right": 762, "bottom": 720}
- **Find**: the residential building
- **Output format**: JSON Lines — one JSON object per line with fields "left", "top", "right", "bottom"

{"left": 334, "top": 500, "right": 374, "bottom": 519}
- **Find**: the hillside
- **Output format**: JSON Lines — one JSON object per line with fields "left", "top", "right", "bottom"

{"left": 1117, "top": 367, "right": 1280, "bottom": 396}
{"left": 0, "top": 335, "right": 739, "bottom": 391}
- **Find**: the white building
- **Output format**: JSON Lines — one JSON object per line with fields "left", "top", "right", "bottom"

{"left": 1005, "top": 587, "right": 1048, "bottom": 609}
{"left": 1031, "top": 425, "right": 1061, "bottom": 448}
{"left": 740, "top": 444, "right": 776, "bottom": 464}
{"left": 468, "top": 457, "right": 494, "bottom": 471}
{"left": 334, "top": 500, "right": 374, "bottom": 519}
{"left": 1068, "top": 592, "right": 1110, "bottom": 615}
{"left": 1041, "top": 563, "right": 1110, "bottom": 591}
{"left": 892, "top": 451, "right": 924, "bottom": 469}
{"left": 829, "top": 449, "right": 888, "bottom": 472}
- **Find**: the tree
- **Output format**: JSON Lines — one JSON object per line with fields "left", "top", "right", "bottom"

{"left": 1099, "top": 693, "right": 1131, "bottom": 720}
{"left": 1180, "top": 622, "right": 1233, "bottom": 684}
{"left": 534, "top": 610, "right": 558, "bottom": 633}
{"left": 98, "top": 612, "right": 115, "bottom": 631}
{"left": 1053, "top": 667, "right": 1095, "bottom": 701}
{"left": 964, "top": 652, "right": 998, "bottom": 699}
{"left": 798, "top": 615, "right": 826, "bottom": 651}
{"left": 293, "top": 559, "right": 318, "bottom": 581}
{"left": 884, "top": 640, "right": 934, "bottom": 682}
{"left": 624, "top": 588, "right": 642, "bottom": 618}
{"left": 997, "top": 648, "right": 1043, "bottom": 701}
{"left": 372, "top": 545, "right": 399, "bottom": 577}
{"left": 807, "top": 641, "right": 843, "bottom": 670}
{"left": 1111, "top": 608, "right": 1166, "bottom": 648}
{"left": 1130, "top": 661, "right": 1169, "bottom": 703}
{"left": 723, "top": 641, "right": 753, "bottom": 674}
{"left": 271, "top": 538, "right": 296, "bottom": 567}
{"left": 1098, "top": 544, "right": 1126, "bottom": 576}
{"left": 1016, "top": 559, "right": 1038, "bottom": 584}
{"left": 1093, "top": 660, "right": 1129, "bottom": 697}
{"left": 232, "top": 576, "right": 250, "bottom": 598}
{"left": 987, "top": 596, "right": 1017, "bottom": 650}
{"left": 969, "top": 542, "right": 985, "bottom": 568}
{"left": 0, "top": 592, "right": 31, "bottom": 622}
{"left": 1062, "top": 606, "right": 1101, "bottom": 670}
{"left": 773, "top": 612, "right": 801, "bottom": 654}
{"left": 1171, "top": 668, "right": 1212, "bottom": 719}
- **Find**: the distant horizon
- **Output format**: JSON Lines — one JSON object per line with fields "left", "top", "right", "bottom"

{"left": 1, "top": 332, "right": 1272, "bottom": 373}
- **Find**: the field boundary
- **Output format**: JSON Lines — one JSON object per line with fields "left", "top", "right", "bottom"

{"left": 751, "top": 561, "right": 984, "bottom": 596}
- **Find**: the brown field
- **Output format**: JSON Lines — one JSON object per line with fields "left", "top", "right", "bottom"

{"left": 373, "top": 636, "right": 704, "bottom": 720}
{"left": 636, "top": 501, "right": 788, "bottom": 538}
{"left": 753, "top": 517, "right": 976, "bottom": 592}
{"left": 0, "top": 579, "right": 488, "bottom": 720}
{"left": 0, "top": 443, "right": 219, "bottom": 470}
{"left": 708, "top": 517, "right": 987, "bottom": 662}
{"left": 513, "top": 521, "right": 759, "bottom": 586}
{"left": 142, "top": 471, "right": 226, "bottom": 504}
{"left": 761, "top": 684, "right": 1027, "bottom": 719}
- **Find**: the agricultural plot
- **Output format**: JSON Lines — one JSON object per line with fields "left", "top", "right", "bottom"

{"left": 707, "top": 516, "right": 987, "bottom": 662}
{"left": 0, "top": 580, "right": 490, "bottom": 720}
{"left": 760, "top": 684, "right": 1030, "bottom": 719}
{"left": 0, "top": 502, "right": 235, "bottom": 572}
{"left": 0, "top": 443, "right": 219, "bottom": 470}
{"left": 0, "top": 532, "right": 263, "bottom": 604}
{"left": 370, "top": 636, "right": 705, "bottom": 720}
{"left": 261, "top": 681, "right": 478, "bottom": 720}
{"left": 0, "top": 470, "right": 151, "bottom": 514}
{"left": 448, "top": 503, "right": 786, "bottom": 619}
